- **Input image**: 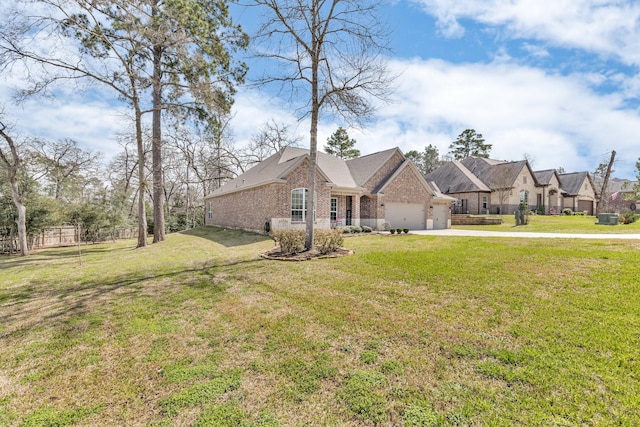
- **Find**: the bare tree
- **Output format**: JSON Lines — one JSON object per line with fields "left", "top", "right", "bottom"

{"left": 29, "top": 138, "right": 101, "bottom": 201}
{"left": 523, "top": 153, "right": 535, "bottom": 169}
{"left": 243, "top": 119, "right": 302, "bottom": 167}
{"left": 489, "top": 168, "right": 514, "bottom": 215}
{"left": 252, "top": 0, "right": 394, "bottom": 249}
{"left": 0, "top": 118, "right": 28, "bottom": 256}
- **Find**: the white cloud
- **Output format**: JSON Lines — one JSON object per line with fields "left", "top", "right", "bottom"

{"left": 344, "top": 57, "right": 640, "bottom": 177}
{"left": 411, "top": 0, "right": 640, "bottom": 65}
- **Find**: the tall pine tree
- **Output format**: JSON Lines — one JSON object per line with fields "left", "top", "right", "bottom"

{"left": 324, "top": 127, "right": 360, "bottom": 159}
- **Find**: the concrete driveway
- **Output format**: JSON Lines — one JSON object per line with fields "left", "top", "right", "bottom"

{"left": 411, "top": 229, "right": 640, "bottom": 240}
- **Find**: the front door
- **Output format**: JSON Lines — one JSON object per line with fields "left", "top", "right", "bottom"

{"left": 346, "top": 196, "right": 352, "bottom": 225}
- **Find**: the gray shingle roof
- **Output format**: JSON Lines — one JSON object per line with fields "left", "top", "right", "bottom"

{"left": 346, "top": 147, "right": 400, "bottom": 186}
{"left": 533, "top": 169, "right": 557, "bottom": 185}
{"left": 206, "top": 146, "right": 363, "bottom": 198}
{"left": 426, "top": 161, "right": 491, "bottom": 193}
{"left": 459, "top": 157, "right": 532, "bottom": 190}
{"left": 558, "top": 171, "right": 593, "bottom": 196}
{"left": 593, "top": 177, "right": 638, "bottom": 194}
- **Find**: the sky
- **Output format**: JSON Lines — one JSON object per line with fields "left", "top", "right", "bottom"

{"left": 1, "top": 0, "right": 640, "bottom": 179}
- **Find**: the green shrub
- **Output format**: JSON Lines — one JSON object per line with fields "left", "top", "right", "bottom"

{"left": 361, "top": 226, "right": 372, "bottom": 233}
{"left": 403, "top": 228, "right": 409, "bottom": 234}
{"left": 621, "top": 211, "right": 639, "bottom": 224}
{"left": 390, "top": 229, "right": 396, "bottom": 234}
{"left": 396, "top": 228, "right": 403, "bottom": 234}
{"left": 351, "top": 226, "right": 362, "bottom": 233}
{"left": 273, "top": 229, "right": 306, "bottom": 255}
{"left": 314, "top": 229, "right": 344, "bottom": 254}
{"left": 562, "top": 208, "right": 573, "bottom": 216}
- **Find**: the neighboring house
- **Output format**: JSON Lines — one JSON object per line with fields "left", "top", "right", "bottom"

{"left": 557, "top": 172, "right": 599, "bottom": 215}
{"left": 427, "top": 157, "right": 539, "bottom": 214}
{"left": 427, "top": 156, "right": 601, "bottom": 215}
{"left": 593, "top": 178, "right": 639, "bottom": 213}
{"left": 204, "top": 147, "right": 456, "bottom": 233}
{"left": 533, "top": 169, "right": 563, "bottom": 214}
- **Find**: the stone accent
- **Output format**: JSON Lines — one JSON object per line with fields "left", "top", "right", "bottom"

{"left": 451, "top": 215, "right": 503, "bottom": 225}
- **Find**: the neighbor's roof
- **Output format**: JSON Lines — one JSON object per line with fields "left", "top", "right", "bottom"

{"left": 533, "top": 169, "right": 557, "bottom": 185}
{"left": 461, "top": 157, "right": 534, "bottom": 189}
{"left": 558, "top": 171, "right": 595, "bottom": 196}
{"left": 426, "top": 161, "right": 491, "bottom": 193}
{"left": 593, "top": 177, "right": 639, "bottom": 194}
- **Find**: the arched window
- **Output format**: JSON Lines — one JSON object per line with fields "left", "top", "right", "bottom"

{"left": 291, "top": 188, "right": 308, "bottom": 222}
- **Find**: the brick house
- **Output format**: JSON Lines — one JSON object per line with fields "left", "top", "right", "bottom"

{"left": 204, "top": 147, "right": 456, "bottom": 233}
{"left": 427, "top": 157, "right": 540, "bottom": 214}
{"left": 426, "top": 157, "right": 600, "bottom": 215}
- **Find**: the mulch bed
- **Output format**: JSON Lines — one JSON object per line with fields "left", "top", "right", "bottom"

{"left": 260, "top": 247, "right": 354, "bottom": 261}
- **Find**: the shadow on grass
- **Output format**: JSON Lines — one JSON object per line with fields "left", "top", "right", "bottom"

{"left": 0, "top": 244, "right": 124, "bottom": 271}
{"left": 0, "top": 256, "right": 264, "bottom": 339}
{"left": 179, "top": 226, "right": 272, "bottom": 248}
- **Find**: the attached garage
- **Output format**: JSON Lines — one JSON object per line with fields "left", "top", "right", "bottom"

{"left": 385, "top": 202, "right": 425, "bottom": 230}
{"left": 432, "top": 204, "right": 449, "bottom": 229}
{"left": 577, "top": 200, "right": 594, "bottom": 215}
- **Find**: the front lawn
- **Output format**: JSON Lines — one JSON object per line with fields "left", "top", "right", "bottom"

{"left": 1, "top": 227, "right": 639, "bottom": 425}
{"left": 454, "top": 213, "right": 640, "bottom": 233}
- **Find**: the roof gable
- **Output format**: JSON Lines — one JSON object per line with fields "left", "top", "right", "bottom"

{"left": 378, "top": 160, "right": 435, "bottom": 196}
{"left": 534, "top": 169, "right": 558, "bottom": 186}
{"left": 558, "top": 171, "right": 596, "bottom": 196}
{"left": 426, "top": 161, "right": 491, "bottom": 193}
{"left": 346, "top": 147, "right": 401, "bottom": 187}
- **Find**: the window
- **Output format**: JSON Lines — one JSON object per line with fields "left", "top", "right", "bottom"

{"left": 482, "top": 196, "right": 488, "bottom": 209}
{"left": 207, "top": 202, "right": 212, "bottom": 220}
{"left": 291, "top": 189, "right": 316, "bottom": 222}
{"left": 330, "top": 197, "right": 338, "bottom": 221}
{"left": 291, "top": 188, "right": 306, "bottom": 221}
{"left": 520, "top": 190, "right": 529, "bottom": 204}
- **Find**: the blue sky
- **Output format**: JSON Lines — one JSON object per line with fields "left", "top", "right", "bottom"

{"left": 2, "top": 0, "right": 640, "bottom": 179}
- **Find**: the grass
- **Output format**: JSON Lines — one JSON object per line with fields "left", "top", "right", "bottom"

{"left": 454, "top": 213, "right": 640, "bottom": 233}
{"left": 1, "top": 225, "right": 639, "bottom": 425}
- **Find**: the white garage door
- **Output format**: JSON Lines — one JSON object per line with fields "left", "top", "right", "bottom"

{"left": 385, "top": 202, "right": 425, "bottom": 230}
{"left": 432, "top": 205, "right": 449, "bottom": 229}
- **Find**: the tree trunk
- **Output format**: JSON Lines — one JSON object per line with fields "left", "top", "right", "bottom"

{"left": 305, "top": 16, "right": 320, "bottom": 251}
{"left": 9, "top": 178, "right": 28, "bottom": 256}
{"left": 134, "top": 107, "right": 148, "bottom": 248}
{"left": 306, "top": 108, "right": 318, "bottom": 251}
{"left": 0, "top": 124, "right": 28, "bottom": 256}
{"left": 152, "top": 42, "right": 165, "bottom": 243}
{"left": 597, "top": 150, "right": 616, "bottom": 215}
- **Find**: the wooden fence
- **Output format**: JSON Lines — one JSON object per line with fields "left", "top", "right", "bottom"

{"left": 1, "top": 226, "right": 138, "bottom": 254}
